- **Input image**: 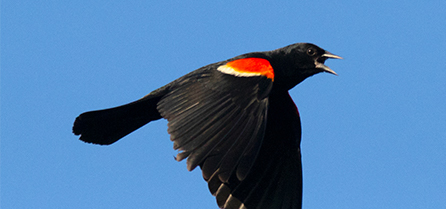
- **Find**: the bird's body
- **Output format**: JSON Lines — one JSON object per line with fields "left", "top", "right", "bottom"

{"left": 73, "top": 43, "right": 341, "bottom": 209}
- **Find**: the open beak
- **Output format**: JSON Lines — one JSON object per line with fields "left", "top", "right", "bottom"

{"left": 315, "top": 51, "right": 343, "bottom": 75}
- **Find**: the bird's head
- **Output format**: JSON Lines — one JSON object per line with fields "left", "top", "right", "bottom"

{"left": 268, "top": 43, "right": 342, "bottom": 90}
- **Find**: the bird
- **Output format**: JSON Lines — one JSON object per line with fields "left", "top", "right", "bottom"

{"left": 73, "top": 43, "right": 342, "bottom": 209}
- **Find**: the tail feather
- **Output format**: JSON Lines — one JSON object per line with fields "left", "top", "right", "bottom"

{"left": 73, "top": 95, "right": 163, "bottom": 145}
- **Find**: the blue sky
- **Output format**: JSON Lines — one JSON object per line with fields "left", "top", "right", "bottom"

{"left": 2, "top": 1, "right": 445, "bottom": 208}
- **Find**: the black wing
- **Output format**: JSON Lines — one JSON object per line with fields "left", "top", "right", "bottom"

{"left": 157, "top": 67, "right": 273, "bottom": 193}
{"left": 216, "top": 90, "right": 303, "bottom": 209}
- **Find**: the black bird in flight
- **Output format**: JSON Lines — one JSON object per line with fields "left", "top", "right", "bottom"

{"left": 73, "top": 43, "right": 342, "bottom": 209}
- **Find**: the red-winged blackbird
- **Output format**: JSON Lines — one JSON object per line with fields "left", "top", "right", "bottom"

{"left": 73, "top": 43, "right": 341, "bottom": 209}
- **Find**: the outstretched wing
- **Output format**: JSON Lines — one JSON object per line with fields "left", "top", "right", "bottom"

{"left": 157, "top": 58, "right": 274, "bottom": 189}
{"left": 215, "top": 91, "right": 303, "bottom": 209}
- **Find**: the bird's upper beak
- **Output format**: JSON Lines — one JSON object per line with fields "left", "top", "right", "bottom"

{"left": 315, "top": 52, "right": 343, "bottom": 75}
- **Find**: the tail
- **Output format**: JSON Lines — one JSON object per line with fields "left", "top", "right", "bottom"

{"left": 73, "top": 92, "right": 166, "bottom": 145}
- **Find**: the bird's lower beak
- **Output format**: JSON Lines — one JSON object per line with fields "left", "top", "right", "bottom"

{"left": 316, "top": 52, "right": 343, "bottom": 75}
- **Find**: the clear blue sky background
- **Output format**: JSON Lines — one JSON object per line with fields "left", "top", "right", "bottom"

{"left": 2, "top": 1, "right": 445, "bottom": 208}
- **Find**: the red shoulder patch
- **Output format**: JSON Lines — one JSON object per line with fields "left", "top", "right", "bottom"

{"left": 217, "top": 58, "right": 274, "bottom": 81}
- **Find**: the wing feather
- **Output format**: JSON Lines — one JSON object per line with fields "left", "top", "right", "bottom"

{"left": 157, "top": 70, "right": 272, "bottom": 175}
{"left": 219, "top": 91, "right": 303, "bottom": 209}
{"left": 158, "top": 66, "right": 303, "bottom": 209}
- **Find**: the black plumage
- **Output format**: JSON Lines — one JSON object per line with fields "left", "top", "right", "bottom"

{"left": 73, "top": 43, "right": 341, "bottom": 209}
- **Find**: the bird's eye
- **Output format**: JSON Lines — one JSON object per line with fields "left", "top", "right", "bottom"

{"left": 307, "top": 48, "right": 317, "bottom": 56}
